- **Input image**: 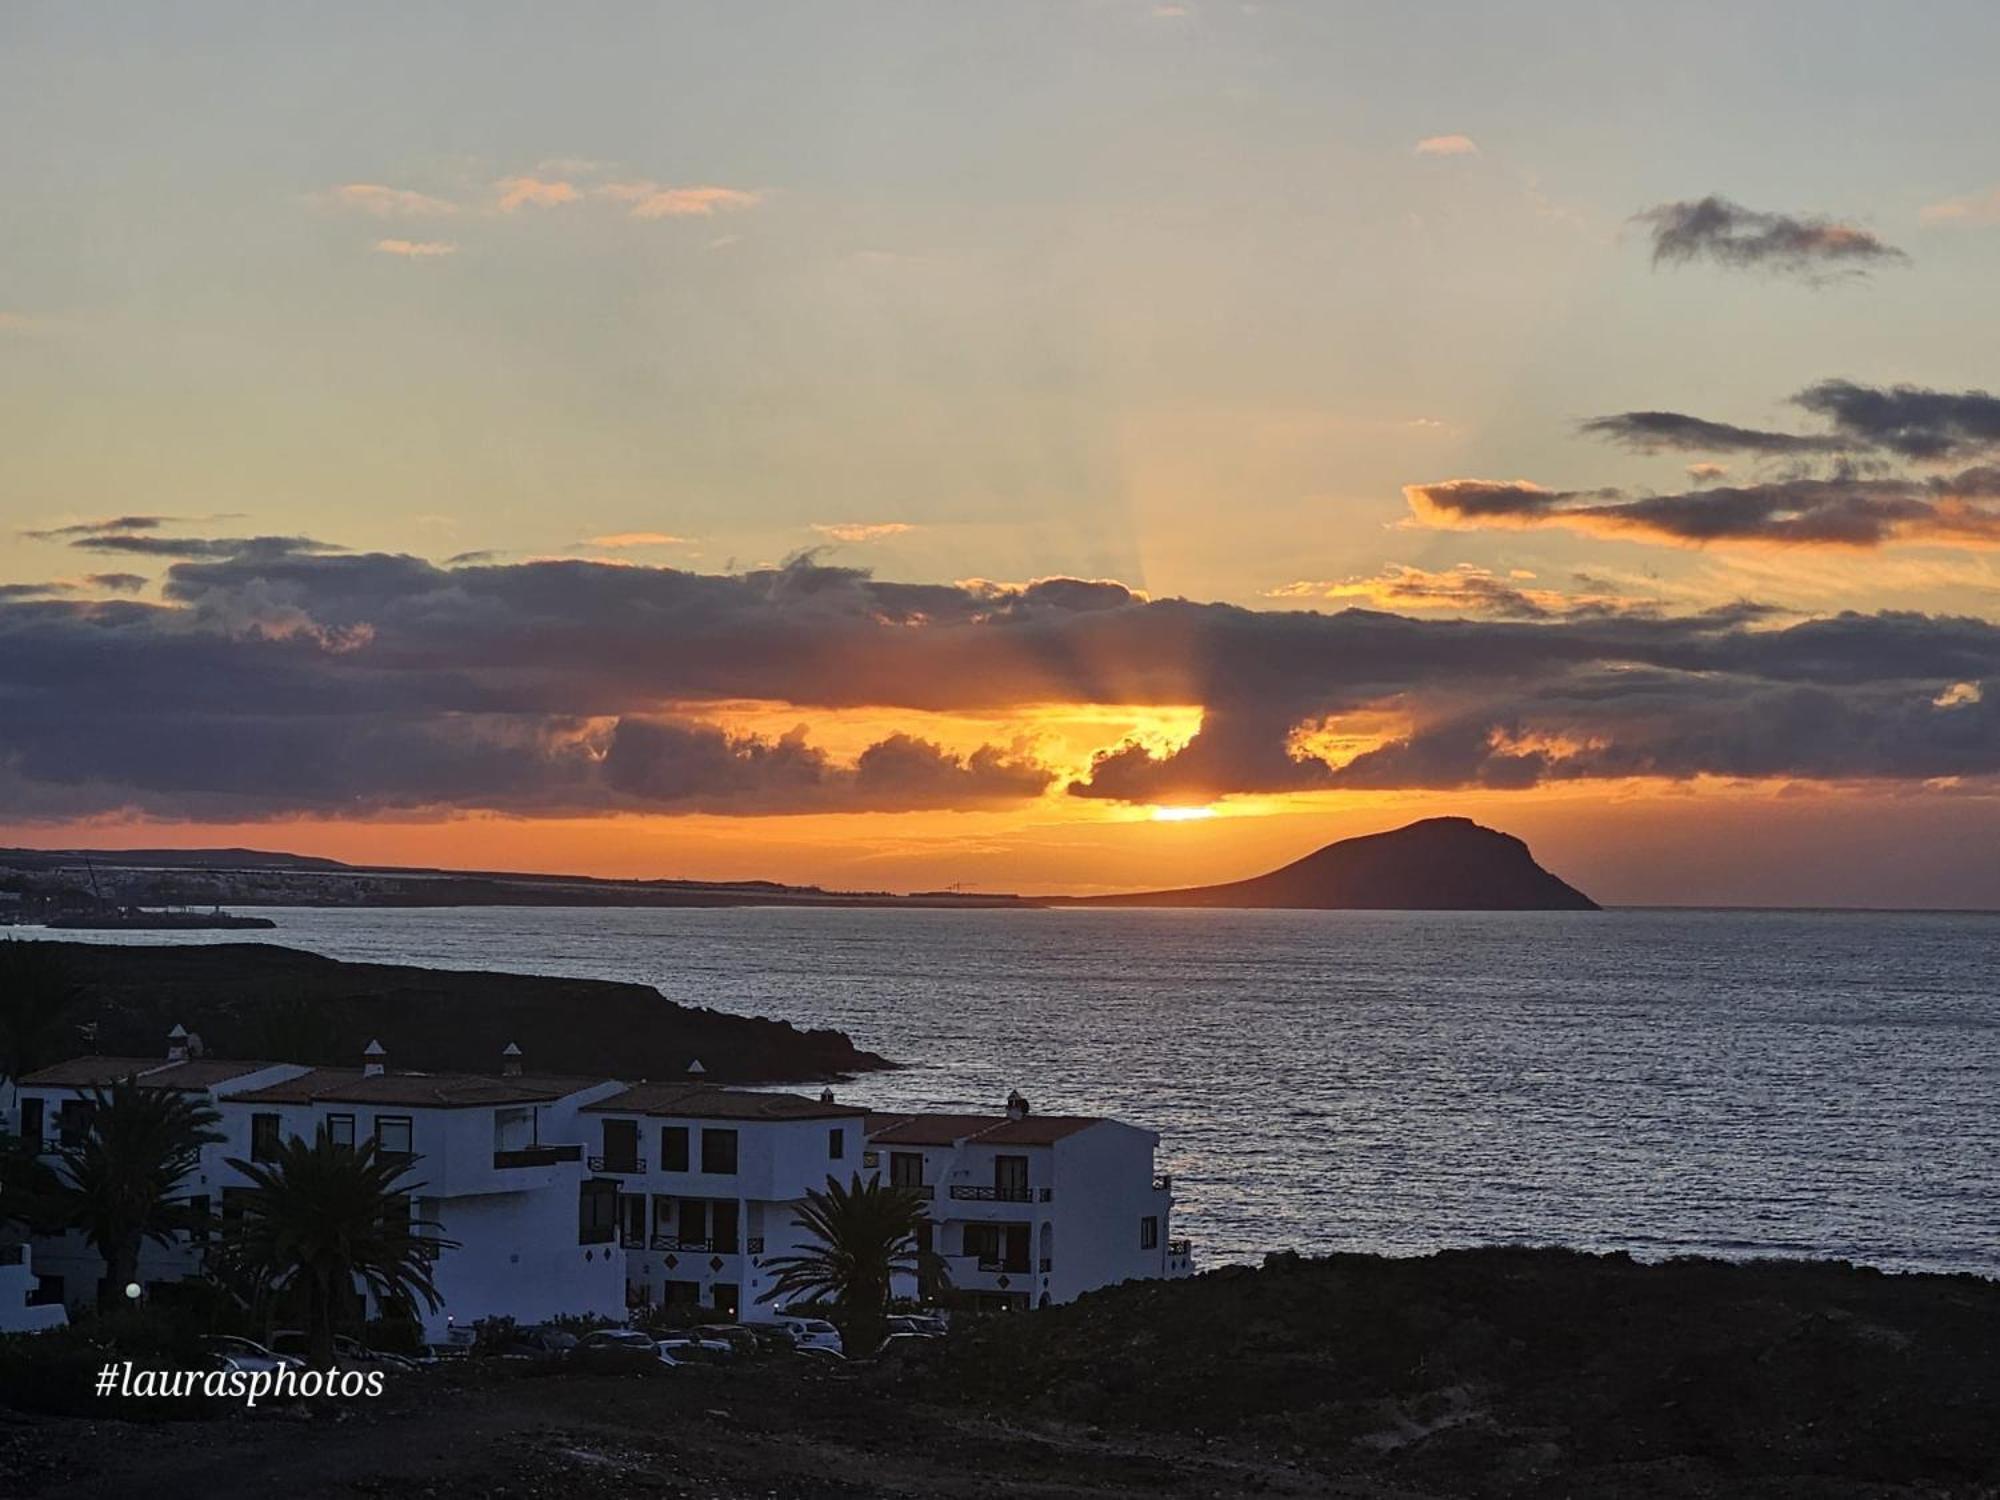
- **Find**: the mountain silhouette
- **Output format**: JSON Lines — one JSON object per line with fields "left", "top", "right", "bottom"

{"left": 1061, "top": 817, "right": 1598, "bottom": 911}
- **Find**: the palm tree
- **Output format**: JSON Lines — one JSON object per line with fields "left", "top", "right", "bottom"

{"left": 58, "top": 1078, "right": 223, "bottom": 1308}
{"left": 0, "top": 939, "right": 83, "bottom": 1084}
{"left": 758, "top": 1173, "right": 945, "bottom": 1354}
{"left": 223, "top": 1131, "right": 457, "bottom": 1367}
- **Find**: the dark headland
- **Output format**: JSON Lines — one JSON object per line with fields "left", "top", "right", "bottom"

{"left": 26, "top": 940, "right": 890, "bottom": 1084}
{"left": 1056, "top": 815, "right": 1600, "bottom": 911}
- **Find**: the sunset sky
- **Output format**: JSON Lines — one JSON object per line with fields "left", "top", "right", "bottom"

{"left": 4, "top": 2, "right": 2000, "bottom": 906}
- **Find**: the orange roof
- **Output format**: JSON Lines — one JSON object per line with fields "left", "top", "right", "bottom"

{"left": 584, "top": 1082, "right": 866, "bottom": 1122}
{"left": 865, "top": 1112, "right": 1106, "bottom": 1147}
{"left": 228, "top": 1067, "right": 602, "bottom": 1109}
{"left": 18, "top": 1056, "right": 283, "bottom": 1091}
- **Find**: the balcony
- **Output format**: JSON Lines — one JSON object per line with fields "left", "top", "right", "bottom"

{"left": 646, "top": 1235, "right": 743, "bottom": 1255}
{"left": 619, "top": 1229, "right": 645, "bottom": 1249}
{"left": 948, "top": 1184, "right": 1051, "bottom": 1204}
{"left": 1152, "top": 1173, "right": 1173, "bottom": 1192}
{"left": 587, "top": 1155, "right": 647, "bottom": 1175}
{"left": 493, "top": 1144, "right": 583, "bottom": 1169}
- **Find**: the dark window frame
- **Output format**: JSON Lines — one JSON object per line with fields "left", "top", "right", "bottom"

{"left": 828, "top": 1127, "right": 845, "bottom": 1160}
{"left": 325, "top": 1113, "right": 356, "bottom": 1149}
{"left": 1140, "top": 1215, "right": 1160, "bottom": 1250}
{"left": 700, "top": 1127, "right": 738, "bottom": 1175}
{"left": 374, "top": 1115, "right": 414, "bottom": 1160}
{"left": 660, "top": 1124, "right": 690, "bottom": 1172}
{"left": 250, "top": 1112, "right": 283, "bottom": 1163}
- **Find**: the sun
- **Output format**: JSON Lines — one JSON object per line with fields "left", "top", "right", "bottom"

{"left": 1149, "top": 804, "right": 1217, "bottom": 822}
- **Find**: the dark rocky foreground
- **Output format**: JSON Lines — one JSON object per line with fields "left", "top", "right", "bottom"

{"left": 6, "top": 1247, "right": 1995, "bottom": 1498}
{"left": 36, "top": 940, "right": 890, "bottom": 1083}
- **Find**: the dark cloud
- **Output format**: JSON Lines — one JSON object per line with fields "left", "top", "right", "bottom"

{"left": 1636, "top": 196, "right": 1906, "bottom": 278}
{"left": 1407, "top": 470, "right": 2000, "bottom": 549}
{"left": 65, "top": 534, "right": 345, "bottom": 561}
{"left": 1, "top": 550, "right": 1996, "bottom": 814}
{"left": 1579, "top": 411, "right": 1845, "bottom": 456}
{"left": 1793, "top": 380, "right": 2000, "bottom": 461}
{"left": 83, "top": 572, "right": 148, "bottom": 594}
{"left": 21, "top": 515, "right": 175, "bottom": 541}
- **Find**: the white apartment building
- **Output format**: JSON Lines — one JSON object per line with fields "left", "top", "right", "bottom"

{"left": 12, "top": 1035, "right": 1191, "bottom": 1337}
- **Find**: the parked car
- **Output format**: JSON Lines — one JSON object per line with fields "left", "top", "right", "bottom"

{"left": 655, "top": 1335, "right": 731, "bottom": 1365}
{"left": 884, "top": 1314, "right": 947, "bottom": 1339}
{"left": 576, "top": 1327, "right": 680, "bottom": 1368}
{"left": 268, "top": 1330, "right": 420, "bottom": 1370}
{"left": 203, "top": 1335, "right": 303, "bottom": 1374}
{"left": 693, "top": 1323, "right": 763, "bottom": 1356}
{"left": 773, "top": 1315, "right": 844, "bottom": 1354}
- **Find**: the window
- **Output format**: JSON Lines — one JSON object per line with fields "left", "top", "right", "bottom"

{"left": 700, "top": 1127, "right": 738, "bottom": 1175}
{"left": 890, "top": 1152, "right": 924, "bottom": 1188}
{"left": 994, "top": 1154, "right": 1030, "bottom": 1200}
{"left": 186, "top": 1194, "right": 211, "bottom": 1243}
{"left": 963, "top": 1223, "right": 1001, "bottom": 1261}
{"left": 660, "top": 1124, "right": 689, "bottom": 1172}
{"left": 828, "top": 1127, "right": 845, "bottom": 1160}
{"left": 325, "top": 1114, "right": 355, "bottom": 1149}
{"left": 578, "top": 1179, "right": 618, "bottom": 1245}
{"left": 19, "top": 1096, "right": 43, "bottom": 1144}
{"left": 1140, "top": 1216, "right": 1159, "bottom": 1250}
{"left": 56, "top": 1099, "right": 93, "bottom": 1148}
{"left": 251, "top": 1113, "right": 282, "bottom": 1162}
{"left": 375, "top": 1115, "right": 413, "bottom": 1161}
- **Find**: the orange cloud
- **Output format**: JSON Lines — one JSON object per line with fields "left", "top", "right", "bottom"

{"left": 812, "top": 522, "right": 917, "bottom": 543}
{"left": 322, "top": 183, "right": 457, "bottom": 216}
{"left": 585, "top": 532, "right": 693, "bottom": 549}
{"left": 496, "top": 176, "right": 581, "bottom": 212}
{"left": 373, "top": 239, "right": 457, "bottom": 258}
{"left": 598, "top": 182, "right": 761, "bottom": 219}
{"left": 1414, "top": 134, "right": 1479, "bottom": 157}
{"left": 1920, "top": 187, "right": 2000, "bottom": 226}
{"left": 1267, "top": 564, "right": 1646, "bottom": 618}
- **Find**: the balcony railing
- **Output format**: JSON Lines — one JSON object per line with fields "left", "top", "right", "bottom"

{"left": 899, "top": 1183, "right": 935, "bottom": 1200}
{"left": 646, "top": 1235, "right": 744, "bottom": 1254}
{"left": 619, "top": 1229, "right": 645, "bottom": 1249}
{"left": 587, "top": 1155, "right": 646, "bottom": 1174}
{"left": 948, "top": 1184, "right": 1050, "bottom": 1203}
{"left": 746, "top": 1237, "right": 765, "bottom": 1254}
{"left": 493, "top": 1144, "right": 583, "bottom": 1169}
{"left": 1152, "top": 1173, "right": 1173, "bottom": 1192}
{"left": 1038, "top": 1257, "right": 1052, "bottom": 1273}
{"left": 1167, "top": 1238, "right": 1191, "bottom": 1256}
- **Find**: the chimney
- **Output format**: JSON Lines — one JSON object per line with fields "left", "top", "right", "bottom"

{"left": 819, "top": 1087, "right": 835, "bottom": 1105}
{"left": 501, "top": 1042, "right": 523, "bottom": 1078}
{"left": 686, "top": 1059, "right": 706, "bottom": 1081}
{"left": 1006, "top": 1089, "right": 1030, "bottom": 1120}
{"left": 363, "top": 1039, "right": 387, "bottom": 1078}
{"left": 166, "top": 1023, "right": 189, "bottom": 1063}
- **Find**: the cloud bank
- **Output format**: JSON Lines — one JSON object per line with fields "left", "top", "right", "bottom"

{"left": 0, "top": 539, "right": 1994, "bottom": 817}
{"left": 1636, "top": 195, "right": 1905, "bottom": 278}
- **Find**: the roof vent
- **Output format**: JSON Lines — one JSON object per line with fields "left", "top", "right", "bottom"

{"left": 686, "top": 1059, "right": 706, "bottom": 1079}
{"left": 819, "top": 1087, "right": 835, "bottom": 1105}
{"left": 167, "top": 1023, "right": 189, "bottom": 1063}
{"left": 501, "top": 1042, "right": 523, "bottom": 1078}
{"left": 1006, "top": 1089, "right": 1030, "bottom": 1120}
{"left": 363, "top": 1039, "right": 387, "bottom": 1078}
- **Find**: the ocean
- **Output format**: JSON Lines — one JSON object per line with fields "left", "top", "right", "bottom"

{"left": 23, "top": 905, "right": 2000, "bottom": 1276}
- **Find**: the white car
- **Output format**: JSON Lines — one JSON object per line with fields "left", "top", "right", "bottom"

{"left": 774, "top": 1316, "right": 844, "bottom": 1355}
{"left": 655, "top": 1335, "right": 734, "bottom": 1364}
{"left": 203, "top": 1335, "right": 303, "bottom": 1373}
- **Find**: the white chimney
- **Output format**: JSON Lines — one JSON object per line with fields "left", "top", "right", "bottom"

{"left": 501, "top": 1042, "right": 523, "bottom": 1078}
{"left": 1006, "top": 1089, "right": 1030, "bottom": 1120}
{"left": 363, "top": 1039, "right": 387, "bottom": 1078}
{"left": 166, "top": 1023, "right": 189, "bottom": 1063}
{"left": 686, "top": 1059, "right": 706, "bottom": 1080}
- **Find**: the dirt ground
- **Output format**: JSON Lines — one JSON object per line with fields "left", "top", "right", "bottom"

{"left": 0, "top": 1360, "right": 1401, "bottom": 1500}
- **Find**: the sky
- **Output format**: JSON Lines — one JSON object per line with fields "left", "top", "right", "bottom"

{"left": 3, "top": 1, "right": 2000, "bottom": 906}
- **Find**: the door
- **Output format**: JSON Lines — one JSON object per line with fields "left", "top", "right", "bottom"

{"left": 994, "top": 1155, "right": 1029, "bottom": 1200}
{"left": 712, "top": 1200, "right": 740, "bottom": 1253}
{"left": 680, "top": 1198, "right": 709, "bottom": 1248}
{"left": 1002, "top": 1224, "right": 1030, "bottom": 1272}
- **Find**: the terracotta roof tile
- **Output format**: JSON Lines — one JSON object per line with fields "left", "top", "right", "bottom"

{"left": 17, "top": 1056, "right": 282, "bottom": 1090}
{"left": 228, "top": 1068, "right": 602, "bottom": 1109}
{"left": 584, "top": 1082, "right": 867, "bottom": 1121}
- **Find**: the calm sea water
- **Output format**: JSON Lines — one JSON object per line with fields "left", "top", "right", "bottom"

{"left": 23, "top": 906, "right": 2000, "bottom": 1276}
